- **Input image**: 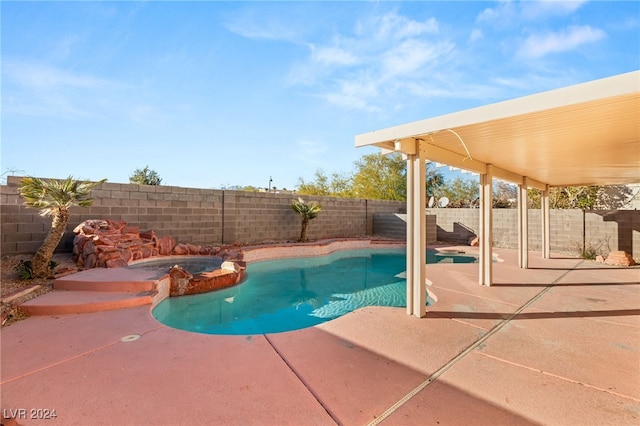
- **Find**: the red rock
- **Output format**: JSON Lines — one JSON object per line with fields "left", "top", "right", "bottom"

{"left": 74, "top": 234, "right": 91, "bottom": 251}
{"left": 106, "top": 219, "right": 126, "bottom": 231}
{"left": 604, "top": 251, "right": 636, "bottom": 266}
{"left": 186, "top": 244, "right": 201, "bottom": 255}
{"left": 84, "top": 253, "right": 97, "bottom": 268}
{"left": 106, "top": 258, "right": 129, "bottom": 268}
{"left": 140, "top": 229, "right": 157, "bottom": 242}
{"left": 95, "top": 245, "right": 119, "bottom": 254}
{"left": 158, "top": 236, "right": 176, "bottom": 255}
{"left": 121, "top": 225, "right": 139, "bottom": 236}
{"left": 141, "top": 246, "right": 153, "bottom": 258}
{"left": 170, "top": 265, "right": 245, "bottom": 297}
{"left": 169, "top": 266, "right": 194, "bottom": 296}
{"left": 101, "top": 250, "right": 124, "bottom": 260}
{"left": 82, "top": 240, "right": 96, "bottom": 258}
{"left": 172, "top": 244, "right": 189, "bottom": 255}
{"left": 73, "top": 219, "right": 105, "bottom": 235}
{"left": 92, "top": 235, "right": 115, "bottom": 246}
{"left": 71, "top": 218, "right": 234, "bottom": 270}
{"left": 225, "top": 250, "right": 243, "bottom": 261}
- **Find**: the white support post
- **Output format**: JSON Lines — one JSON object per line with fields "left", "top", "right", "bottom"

{"left": 541, "top": 187, "right": 550, "bottom": 259}
{"left": 411, "top": 150, "right": 427, "bottom": 318}
{"left": 479, "top": 165, "right": 493, "bottom": 286}
{"left": 518, "top": 182, "right": 529, "bottom": 268}
{"left": 404, "top": 142, "right": 426, "bottom": 318}
{"left": 405, "top": 153, "right": 415, "bottom": 316}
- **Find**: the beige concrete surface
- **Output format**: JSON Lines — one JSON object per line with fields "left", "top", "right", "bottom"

{"left": 2, "top": 248, "right": 638, "bottom": 425}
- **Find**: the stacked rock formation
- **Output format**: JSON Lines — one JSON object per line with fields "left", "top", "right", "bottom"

{"left": 168, "top": 261, "right": 246, "bottom": 297}
{"left": 72, "top": 219, "right": 239, "bottom": 268}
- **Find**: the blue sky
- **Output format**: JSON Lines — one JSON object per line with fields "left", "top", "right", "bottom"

{"left": 2, "top": 1, "right": 638, "bottom": 190}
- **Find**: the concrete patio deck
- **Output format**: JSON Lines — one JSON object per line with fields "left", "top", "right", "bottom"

{"left": 1, "top": 248, "right": 639, "bottom": 425}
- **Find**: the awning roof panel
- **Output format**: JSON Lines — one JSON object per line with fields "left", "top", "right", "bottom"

{"left": 356, "top": 71, "right": 640, "bottom": 187}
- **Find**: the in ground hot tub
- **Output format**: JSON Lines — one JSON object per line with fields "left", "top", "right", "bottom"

{"left": 128, "top": 256, "right": 245, "bottom": 297}
{"left": 128, "top": 256, "right": 224, "bottom": 275}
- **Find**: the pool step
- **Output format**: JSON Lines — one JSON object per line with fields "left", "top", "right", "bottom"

{"left": 20, "top": 290, "right": 156, "bottom": 316}
{"left": 54, "top": 268, "right": 160, "bottom": 293}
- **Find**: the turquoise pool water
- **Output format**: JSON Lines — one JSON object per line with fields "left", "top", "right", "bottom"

{"left": 152, "top": 248, "right": 476, "bottom": 335}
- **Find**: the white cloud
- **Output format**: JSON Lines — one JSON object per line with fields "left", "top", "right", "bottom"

{"left": 226, "top": 18, "right": 299, "bottom": 42}
{"left": 2, "top": 59, "right": 133, "bottom": 120}
{"left": 49, "top": 34, "right": 83, "bottom": 62}
{"left": 366, "top": 13, "right": 439, "bottom": 41}
{"left": 477, "top": 0, "right": 587, "bottom": 24}
{"left": 4, "top": 60, "right": 117, "bottom": 90}
{"left": 309, "top": 45, "right": 359, "bottom": 67}
{"left": 476, "top": 1, "right": 518, "bottom": 25}
{"left": 287, "top": 10, "right": 456, "bottom": 112}
{"left": 2, "top": 93, "right": 94, "bottom": 119}
{"left": 381, "top": 39, "right": 454, "bottom": 78}
{"left": 469, "top": 29, "right": 484, "bottom": 43}
{"left": 519, "top": 25, "right": 606, "bottom": 58}
{"left": 521, "top": 0, "right": 587, "bottom": 20}
{"left": 319, "top": 77, "right": 381, "bottom": 112}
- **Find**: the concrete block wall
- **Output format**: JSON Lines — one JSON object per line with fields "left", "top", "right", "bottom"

{"left": 219, "top": 193, "right": 405, "bottom": 244}
{"left": 4, "top": 175, "right": 637, "bottom": 259}
{"left": 1, "top": 177, "right": 405, "bottom": 256}
{"left": 1, "top": 178, "right": 224, "bottom": 255}
{"left": 425, "top": 208, "right": 477, "bottom": 244}
{"left": 372, "top": 214, "right": 437, "bottom": 243}
{"left": 417, "top": 208, "right": 640, "bottom": 259}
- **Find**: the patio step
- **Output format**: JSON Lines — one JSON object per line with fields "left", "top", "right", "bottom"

{"left": 20, "top": 290, "right": 156, "bottom": 316}
{"left": 54, "top": 268, "right": 160, "bottom": 293}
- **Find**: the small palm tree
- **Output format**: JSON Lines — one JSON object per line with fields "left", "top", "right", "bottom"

{"left": 291, "top": 197, "right": 321, "bottom": 242}
{"left": 18, "top": 176, "right": 106, "bottom": 278}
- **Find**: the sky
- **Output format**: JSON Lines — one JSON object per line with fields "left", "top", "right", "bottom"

{"left": 2, "top": 1, "right": 639, "bottom": 190}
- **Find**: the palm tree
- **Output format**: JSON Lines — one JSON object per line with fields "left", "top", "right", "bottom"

{"left": 291, "top": 197, "right": 321, "bottom": 242}
{"left": 18, "top": 176, "right": 106, "bottom": 278}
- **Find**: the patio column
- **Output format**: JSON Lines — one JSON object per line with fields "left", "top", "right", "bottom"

{"left": 479, "top": 165, "right": 493, "bottom": 286}
{"left": 541, "top": 187, "right": 551, "bottom": 258}
{"left": 405, "top": 140, "right": 426, "bottom": 318}
{"left": 518, "top": 181, "right": 529, "bottom": 268}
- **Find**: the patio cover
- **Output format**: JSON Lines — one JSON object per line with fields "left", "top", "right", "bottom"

{"left": 355, "top": 70, "right": 640, "bottom": 317}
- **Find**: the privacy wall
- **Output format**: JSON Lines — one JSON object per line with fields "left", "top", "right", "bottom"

{"left": 424, "top": 208, "right": 639, "bottom": 259}
{"left": 0, "top": 177, "right": 405, "bottom": 256}
{"left": 3, "top": 177, "right": 638, "bottom": 259}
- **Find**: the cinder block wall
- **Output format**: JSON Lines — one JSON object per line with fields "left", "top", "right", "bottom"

{"left": 418, "top": 208, "right": 640, "bottom": 258}
{"left": 4, "top": 176, "right": 637, "bottom": 258}
{"left": 372, "top": 214, "right": 437, "bottom": 243}
{"left": 1, "top": 177, "right": 405, "bottom": 255}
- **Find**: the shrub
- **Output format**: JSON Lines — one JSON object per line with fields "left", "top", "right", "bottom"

{"left": 15, "top": 260, "right": 58, "bottom": 280}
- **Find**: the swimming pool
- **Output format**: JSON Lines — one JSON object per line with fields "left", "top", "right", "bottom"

{"left": 152, "top": 248, "right": 475, "bottom": 335}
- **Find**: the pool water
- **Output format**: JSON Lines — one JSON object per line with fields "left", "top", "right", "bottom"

{"left": 152, "top": 248, "right": 477, "bottom": 335}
